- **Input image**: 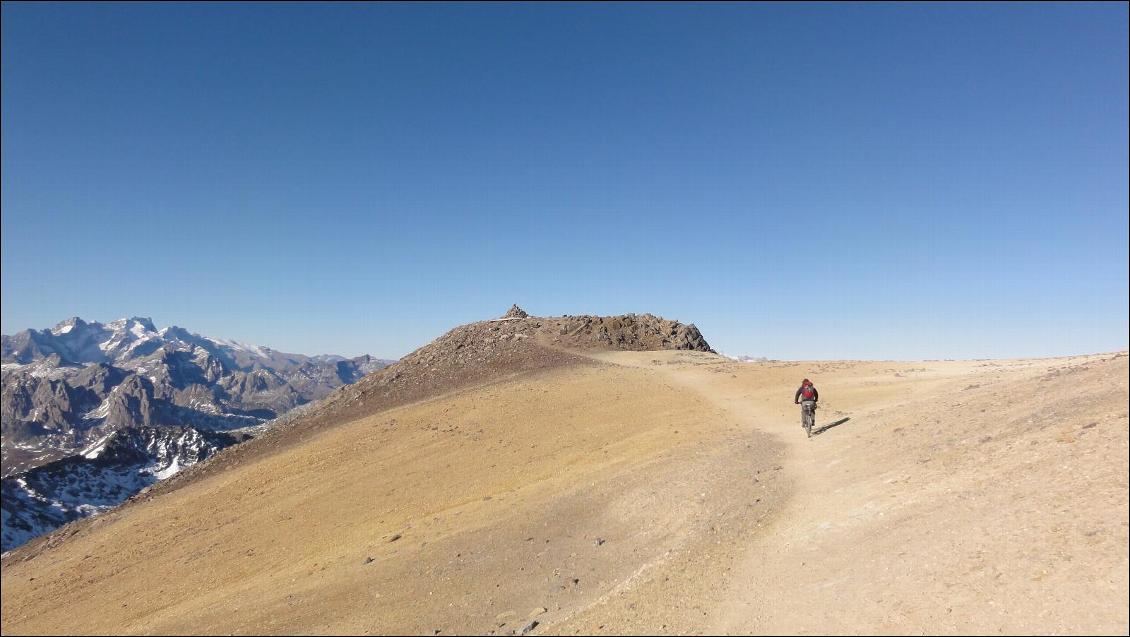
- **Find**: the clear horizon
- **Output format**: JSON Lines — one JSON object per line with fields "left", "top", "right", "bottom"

{"left": 2, "top": 310, "right": 1128, "bottom": 363}
{"left": 3, "top": 3, "right": 1128, "bottom": 360}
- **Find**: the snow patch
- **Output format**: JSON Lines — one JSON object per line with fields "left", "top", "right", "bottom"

{"left": 153, "top": 457, "right": 181, "bottom": 480}
{"left": 81, "top": 433, "right": 113, "bottom": 459}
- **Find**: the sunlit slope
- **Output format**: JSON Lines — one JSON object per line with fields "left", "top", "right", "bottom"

{"left": 0, "top": 359, "right": 784, "bottom": 635}
{"left": 708, "top": 351, "right": 1128, "bottom": 635}
{"left": 2, "top": 350, "right": 1126, "bottom": 635}
{"left": 563, "top": 351, "right": 1130, "bottom": 635}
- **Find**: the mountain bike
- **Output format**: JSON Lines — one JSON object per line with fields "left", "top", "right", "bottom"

{"left": 800, "top": 400, "right": 817, "bottom": 438}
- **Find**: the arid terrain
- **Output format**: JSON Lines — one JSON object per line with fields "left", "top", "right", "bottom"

{"left": 1, "top": 317, "right": 1126, "bottom": 634}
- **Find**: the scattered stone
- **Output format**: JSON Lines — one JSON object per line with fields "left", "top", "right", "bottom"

{"left": 529, "top": 607, "right": 547, "bottom": 618}
{"left": 363, "top": 556, "right": 374, "bottom": 564}
{"left": 519, "top": 620, "right": 539, "bottom": 635}
{"left": 594, "top": 538, "right": 606, "bottom": 546}
{"left": 388, "top": 533, "right": 402, "bottom": 543}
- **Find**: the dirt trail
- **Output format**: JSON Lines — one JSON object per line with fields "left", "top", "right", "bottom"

{"left": 586, "top": 350, "right": 1129, "bottom": 635}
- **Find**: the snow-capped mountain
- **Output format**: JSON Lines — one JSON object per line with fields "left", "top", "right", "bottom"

{"left": 2, "top": 316, "right": 388, "bottom": 380}
{"left": 723, "top": 354, "right": 770, "bottom": 363}
{"left": 1, "top": 316, "right": 393, "bottom": 551}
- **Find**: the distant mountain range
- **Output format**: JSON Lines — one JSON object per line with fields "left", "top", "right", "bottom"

{"left": 1, "top": 316, "right": 393, "bottom": 551}
{"left": 723, "top": 354, "right": 770, "bottom": 363}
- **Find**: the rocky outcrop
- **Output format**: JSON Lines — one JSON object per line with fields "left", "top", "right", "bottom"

{"left": 545, "top": 313, "right": 713, "bottom": 352}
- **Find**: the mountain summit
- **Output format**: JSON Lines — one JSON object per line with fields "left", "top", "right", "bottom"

{"left": 123, "top": 308, "right": 714, "bottom": 503}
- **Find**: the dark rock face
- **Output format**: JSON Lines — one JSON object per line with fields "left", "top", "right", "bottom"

{"left": 1, "top": 316, "right": 395, "bottom": 550}
{"left": 1, "top": 425, "right": 246, "bottom": 551}
{"left": 545, "top": 313, "right": 713, "bottom": 352}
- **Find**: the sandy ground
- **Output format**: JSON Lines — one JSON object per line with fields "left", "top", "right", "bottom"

{"left": 568, "top": 351, "right": 1129, "bottom": 635}
{"left": 2, "top": 351, "right": 1127, "bottom": 635}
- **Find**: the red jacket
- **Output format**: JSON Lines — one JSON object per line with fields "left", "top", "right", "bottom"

{"left": 794, "top": 384, "right": 819, "bottom": 403}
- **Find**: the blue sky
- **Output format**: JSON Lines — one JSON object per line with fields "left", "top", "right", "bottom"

{"left": 2, "top": 3, "right": 1127, "bottom": 360}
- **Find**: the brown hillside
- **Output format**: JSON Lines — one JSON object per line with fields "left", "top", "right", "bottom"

{"left": 1, "top": 327, "right": 1125, "bottom": 634}
{"left": 4, "top": 308, "right": 712, "bottom": 558}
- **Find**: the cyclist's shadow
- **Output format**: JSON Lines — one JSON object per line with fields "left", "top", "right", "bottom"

{"left": 812, "top": 417, "right": 851, "bottom": 437}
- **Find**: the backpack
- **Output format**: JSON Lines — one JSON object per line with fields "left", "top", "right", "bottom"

{"left": 801, "top": 385, "right": 815, "bottom": 400}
